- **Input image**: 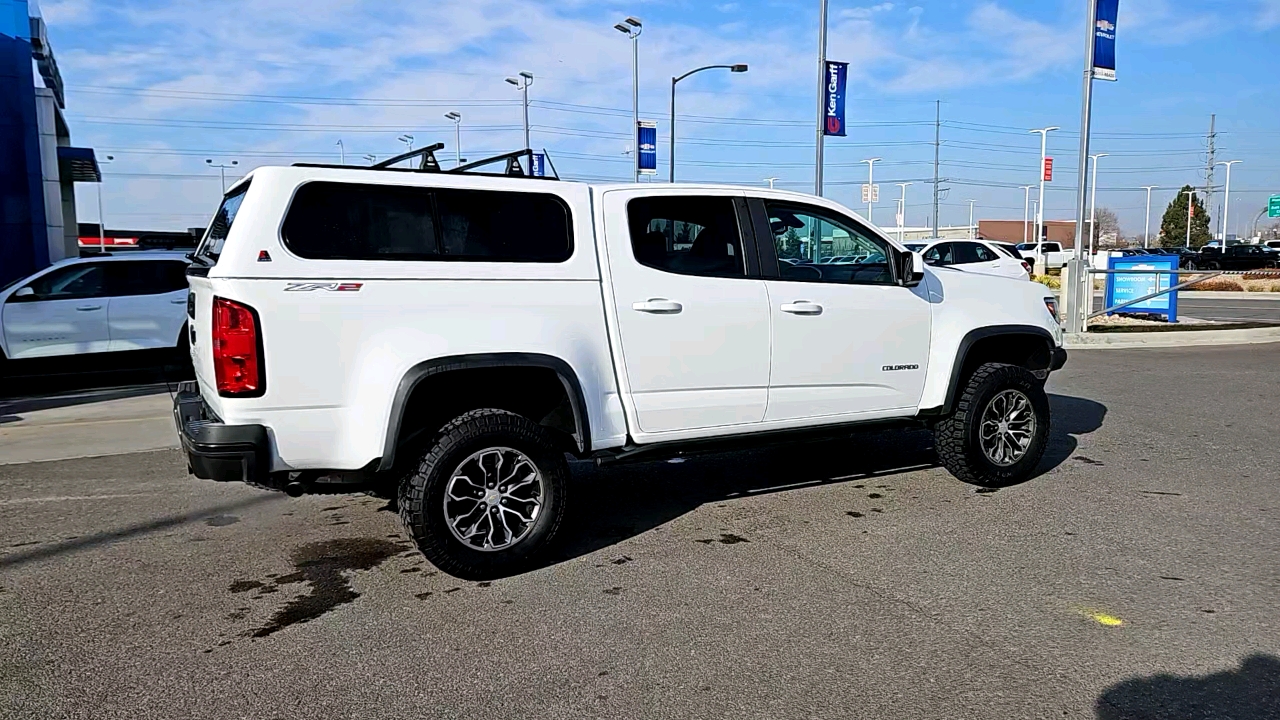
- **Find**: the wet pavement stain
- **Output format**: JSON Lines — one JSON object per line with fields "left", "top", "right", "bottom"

{"left": 443, "top": 587, "right": 461, "bottom": 594}
{"left": 1073, "top": 456, "right": 1105, "bottom": 466}
{"left": 228, "top": 580, "right": 264, "bottom": 593}
{"left": 975, "top": 487, "right": 999, "bottom": 495}
{"left": 1160, "top": 576, "right": 1186, "bottom": 581}
{"left": 415, "top": 592, "right": 433, "bottom": 599}
{"left": 846, "top": 511, "right": 865, "bottom": 518}
{"left": 610, "top": 555, "right": 634, "bottom": 565}
{"left": 321, "top": 506, "right": 344, "bottom": 511}
{"left": 1141, "top": 490, "right": 1183, "bottom": 497}
{"left": 476, "top": 581, "right": 491, "bottom": 587}
{"left": 399, "top": 567, "right": 422, "bottom": 574}
{"left": 245, "top": 538, "right": 402, "bottom": 639}
{"left": 868, "top": 493, "right": 883, "bottom": 499}
{"left": 204, "top": 515, "right": 240, "bottom": 527}
{"left": 696, "top": 533, "right": 750, "bottom": 545}
{"left": 602, "top": 587, "right": 623, "bottom": 596}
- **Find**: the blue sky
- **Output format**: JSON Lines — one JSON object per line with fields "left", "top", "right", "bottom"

{"left": 32, "top": 0, "right": 1280, "bottom": 237}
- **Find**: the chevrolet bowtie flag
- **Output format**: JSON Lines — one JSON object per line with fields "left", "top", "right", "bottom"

{"left": 823, "top": 61, "right": 848, "bottom": 137}
{"left": 1093, "top": 0, "right": 1118, "bottom": 81}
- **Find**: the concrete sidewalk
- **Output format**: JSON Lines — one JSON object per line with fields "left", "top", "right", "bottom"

{"left": 1066, "top": 325, "right": 1280, "bottom": 349}
{"left": 0, "top": 385, "right": 179, "bottom": 465}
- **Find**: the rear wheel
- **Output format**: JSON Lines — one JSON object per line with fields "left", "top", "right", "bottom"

{"left": 933, "top": 362, "right": 1050, "bottom": 488}
{"left": 399, "top": 408, "right": 568, "bottom": 579}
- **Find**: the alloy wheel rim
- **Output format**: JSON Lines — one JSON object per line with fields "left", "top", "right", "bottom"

{"left": 978, "top": 389, "right": 1036, "bottom": 467}
{"left": 443, "top": 447, "right": 543, "bottom": 552}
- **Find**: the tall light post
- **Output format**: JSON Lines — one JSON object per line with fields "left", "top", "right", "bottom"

{"left": 96, "top": 154, "right": 114, "bottom": 250}
{"left": 336, "top": 139, "right": 344, "bottom": 164}
{"left": 1216, "top": 160, "right": 1241, "bottom": 245}
{"left": 614, "top": 17, "right": 643, "bottom": 183}
{"left": 814, "top": 0, "right": 829, "bottom": 196}
{"left": 670, "top": 63, "right": 748, "bottom": 182}
{"left": 763, "top": 177, "right": 779, "bottom": 189}
{"left": 505, "top": 71, "right": 534, "bottom": 150}
{"left": 445, "top": 112, "right": 462, "bottom": 167}
{"left": 1183, "top": 189, "right": 1197, "bottom": 247}
{"left": 967, "top": 199, "right": 976, "bottom": 240}
{"left": 862, "top": 157, "right": 881, "bottom": 222}
{"left": 363, "top": 154, "right": 377, "bottom": 165}
{"left": 1021, "top": 185, "right": 1034, "bottom": 244}
{"left": 205, "top": 158, "right": 239, "bottom": 193}
{"left": 398, "top": 134, "right": 414, "bottom": 153}
{"left": 1029, "top": 126, "right": 1059, "bottom": 264}
{"left": 1140, "top": 185, "right": 1158, "bottom": 248}
{"left": 1087, "top": 152, "right": 1108, "bottom": 258}
{"left": 896, "top": 182, "right": 912, "bottom": 242}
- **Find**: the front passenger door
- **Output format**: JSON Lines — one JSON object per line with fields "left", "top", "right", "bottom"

{"left": 753, "top": 199, "right": 931, "bottom": 422}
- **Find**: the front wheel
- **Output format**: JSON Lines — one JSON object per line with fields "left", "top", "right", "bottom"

{"left": 399, "top": 408, "right": 568, "bottom": 579}
{"left": 933, "top": 363, "right": 1051, "bottom": 488}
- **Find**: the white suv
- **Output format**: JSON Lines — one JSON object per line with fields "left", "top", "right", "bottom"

{"left": 174, "top": 150, "right": 1065, "bottom": 578}
{"left": 0, "top": 251, "right": 191, "bottom": 363}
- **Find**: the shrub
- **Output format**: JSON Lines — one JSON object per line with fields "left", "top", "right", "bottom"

{"left": 1033, "top": 275, "right": 1061, "bottom": 290}
{"left": 1191, "top": 278, "right": 1244, "bottom": 292}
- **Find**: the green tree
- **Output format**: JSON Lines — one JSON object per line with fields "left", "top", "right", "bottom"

{"left": 778, "top": 226, "right": 803, "bottom": 260}
{"left": 1159, "top": 185, "right": 1212, "bottom": 248}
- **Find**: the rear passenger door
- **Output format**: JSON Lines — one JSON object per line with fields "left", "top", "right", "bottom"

{"left": 106, "top": 260, "right": 190, "bottom": 351}
{"left": 600, "top": 191, "right": 771, "bottom": 435}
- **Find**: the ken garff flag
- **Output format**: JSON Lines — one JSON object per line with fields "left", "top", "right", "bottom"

{"left": 823, "top": 61, "right": 849, "bottom": 137}
{"left": 1093, "top": 0, "right": 1118, "bottom": 81}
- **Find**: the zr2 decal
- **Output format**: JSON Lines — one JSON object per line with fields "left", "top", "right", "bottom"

{"left": 283, "top": 282, "right": 363, "bottom": 292}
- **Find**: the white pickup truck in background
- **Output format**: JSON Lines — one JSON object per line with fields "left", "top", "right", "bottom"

{"left": 1015, "top": 242, "right": 1076, "bottom": 270}
{"left": 173, "top": 150, "right": 1066, "bottom": 579}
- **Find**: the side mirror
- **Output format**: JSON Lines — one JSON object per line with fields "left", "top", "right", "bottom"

{"left": 898, "top": 250, "right": 924, "bottom": 288}
{"left": 12, "top": 287, "right": 35, "bottom": 300}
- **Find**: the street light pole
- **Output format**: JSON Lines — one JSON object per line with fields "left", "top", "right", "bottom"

{"left": 896, "top": 182, "right": 912, "bottom": 242}
{"left": 398, "top": 134, "right": 414, "bottom": 154}
{"left": 1021, "top": 185, "right": 1034, "bottom": 244}
{"left": 814, "top": 0, "right": 829, "bottom": 196}
{"left": 205, "top": 158, "right": 239, "bottom": 194}
{"left": 1216, "top": 160, "right": 1241, "bottom": 245}
{"left": 614, "top": 18, "right": 643, "bottom": 182}
{"left": 336, "top": 139, "right": 344, "bottom": 164}
{"left": 445, "top": 112, "right": 462, "bottom": 167}
{"left": 1029, "top": 126, "right": 1059, "bottom": 262}
{"left": 1088, "top": 152, "right": 1108, "bottom": 258}
{"left": 862, "top": 157, "right": 881, "bottom": 222}
{"left": 669, "top": 64, "right": 748, "bottom": 182}
{"left": 95, "top": 154, "right": 114, "bottom": 250}
{"left": 1183, "top": 189, "right": 1196, "bottom": 247}
{"left": 1140, "top": 185, "right": 1158, "bottom": 248}
{"left": 764, "top": 177, "right": 779, "bottom": 189}
{"left": 967, "top": 199, "right": 976, "bottom": 240}
{"left": 505, "top": 71, "right": 534, "bottom": 150}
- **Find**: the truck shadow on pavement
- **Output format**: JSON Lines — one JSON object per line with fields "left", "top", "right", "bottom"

{"left": 551, "top": 392, "right": 1107, "bottom": 566}
{"left": 1095, "top": 654, "right": 1280, "bottom": 719}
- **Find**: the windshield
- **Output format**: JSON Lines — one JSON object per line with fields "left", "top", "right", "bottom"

{"left": 195, "top": 182, "right": 250, "bottom": 264}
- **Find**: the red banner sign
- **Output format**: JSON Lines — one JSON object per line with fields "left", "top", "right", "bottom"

{"left": 1043, "top": 158, "right": 1054, "bottom": 182}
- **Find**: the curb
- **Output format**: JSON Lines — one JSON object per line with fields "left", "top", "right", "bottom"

{"left": 1054, "top": 291, "right": 1280, "bottom": 300}
{"left": 1065, "top": 326, "right": 1280, "bottom": 349}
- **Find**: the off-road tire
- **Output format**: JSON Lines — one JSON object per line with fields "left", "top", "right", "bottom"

{"left": 934, "top": 362, "right": 1050, "bottom": 488}
{"left": 399, "top": 408, "right": 568, "bottom": 580}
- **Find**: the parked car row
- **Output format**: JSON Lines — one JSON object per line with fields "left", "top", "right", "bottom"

{"left": 903, "top": 240, "right": 1033, "bottom": 281}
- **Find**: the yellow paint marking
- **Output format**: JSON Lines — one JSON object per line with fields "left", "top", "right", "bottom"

{"left": 1086, "top": 611, "right": 1124, "bottom": 627}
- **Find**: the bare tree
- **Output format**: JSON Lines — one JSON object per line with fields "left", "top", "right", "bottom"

{"left": 1091, "top": 207, "right": 1123, "bottom": 248}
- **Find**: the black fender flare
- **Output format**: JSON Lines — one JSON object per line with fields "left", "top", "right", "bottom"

{"left": 378, "top": 352, "right": 590, "bottom": 472}
{"left": 921, "top": 325, "right": 1058, "bottom": 417}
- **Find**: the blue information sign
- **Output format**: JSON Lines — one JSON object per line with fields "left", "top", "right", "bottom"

{"left": 1093, "top": 0, "right": 1118, "bottom": 81}
{"left": 531, "top": 153, "right": 545, "bottom": 177}
{"left": 1105, "top": 254, "right": 1178, "bottom": 322}
{"left": 823, "top": 61, "right": 848, "bottom": 137}
{"left": 637, "top": 121, "right": 657, "bottom": 175}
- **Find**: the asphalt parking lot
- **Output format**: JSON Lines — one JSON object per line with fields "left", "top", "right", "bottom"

{"left": 2, "top": 344, "right": 1278, "bottom": 719}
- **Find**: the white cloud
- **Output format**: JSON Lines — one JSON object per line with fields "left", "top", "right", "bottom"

{"left": 1259, "top": 0, "right": 1280, "bottom": 29}
{"left": 840, "top": 3, "right": 895, "bottom": 20}
{"left": 1120, "top": 0, "right": 1223, "bottom": 45}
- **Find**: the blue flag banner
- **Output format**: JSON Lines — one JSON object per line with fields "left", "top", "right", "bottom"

{"left": 531, "top": 153, "right": 546, "bottom": 177}
{"left": 1093, "top": 0, "right": 1118, "bottom": 81}
{"left": 823, "top": 61, "right": 848, "bottom": 137}
{"left": 637, "top": 121, "right": 657, "bottom": 175}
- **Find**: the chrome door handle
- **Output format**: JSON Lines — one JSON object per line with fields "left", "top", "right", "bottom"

{"left": 632, "top": 299, "right": 683, "bottom": 314}
{"left": 780, "top": 301, "right": 823, "bottom": 316}
{"left": 76, "top": 304, "right": 103, "bottom": 311}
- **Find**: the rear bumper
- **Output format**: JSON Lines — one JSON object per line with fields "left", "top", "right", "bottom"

{"left": 173, "top": 381, "right": 270, "bottom": 483}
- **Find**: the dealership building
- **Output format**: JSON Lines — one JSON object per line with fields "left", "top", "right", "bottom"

{"left": 1, "top": 0, "right": 102, "bottom": 287}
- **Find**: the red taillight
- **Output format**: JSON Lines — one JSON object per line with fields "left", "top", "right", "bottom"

{"left": 1021, "top": 260, "right": 1033, "bottom": 275}
{"left": 212, "top": 297, "right": 263, "bottom": 396}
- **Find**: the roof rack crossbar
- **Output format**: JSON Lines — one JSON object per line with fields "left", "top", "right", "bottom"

{"left": 373, "top": 143, "right": 444, "bottom": 171}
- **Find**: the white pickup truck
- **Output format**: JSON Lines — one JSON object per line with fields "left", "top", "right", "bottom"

{"left": 175, "top": 150, "right": 1065, "bottom": 578}
{"left": 1015, "top": 242, "right": 1074, "bottom": 270}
